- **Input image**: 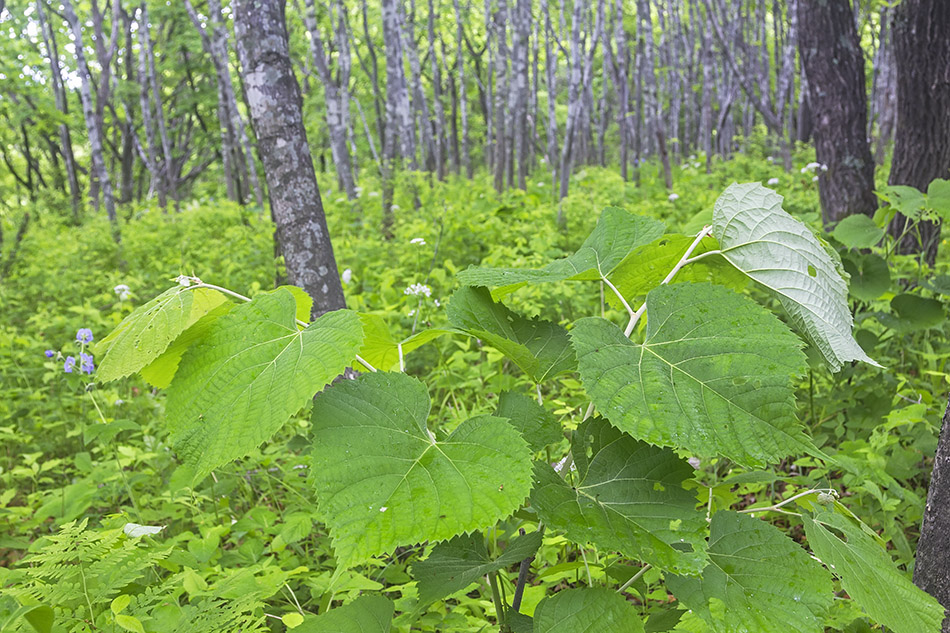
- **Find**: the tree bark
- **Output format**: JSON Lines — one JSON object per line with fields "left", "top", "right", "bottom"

{"left": 303, "top": 0, "right": 358, "bottom": 199}
{"left": 887, "top": 0, "right": 950, "bottom": 264}
{"left": 61, "top": 0, "right": 119, "bottom": 235}
{"left": 36, "top": 0, "right": 81, "bottom": 221}
{"left": 234, "top": 0, "right": 347, "bottom": 317}
{"left": 915, "top": 397, "right": 950, "bottom": 633}
{"left": 798, "top": 0, "right": 877, "bottom": 226}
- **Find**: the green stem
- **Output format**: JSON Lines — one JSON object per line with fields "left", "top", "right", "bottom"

{"left": 618, "top": 564, "right": 651, "bottom": 594}
{"left": 488, "top": 571, "right": 507, "bottom": 628}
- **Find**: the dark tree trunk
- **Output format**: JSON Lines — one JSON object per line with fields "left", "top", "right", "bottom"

{"left": 887, "top": 0, "right": 950, "bottom": 264}
{"left": 234, "top": 0, "right": 347, "bottom": 318}
{"left": 915, "top": 398, "right": 950, "bottom": 633}
{"left": 797, "top": 0, "right": 877, "bottom": 226}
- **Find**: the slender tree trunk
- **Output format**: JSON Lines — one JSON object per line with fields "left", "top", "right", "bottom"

{"left": 61, "top": 0, "right": 119, "bottom": 236}
{"left": 140, "top": 3, "right": 180, "bottom": 212}
{"left": 454, "top": 0, "right": 472, "bottom": 177}
{"left": 492, "top": 0, "right": 509, "bottom": 192}
{"left": 381, "top": 0, "right": 415, "bottom": 232}
{"left": 509, "top": 0, "right": 530, "bottom": 189}
{"left": 234, "top": 0, "right": 347, "bottom": 317}
{"left": 797, "top": 0, "right": 877, "bottom": 226}
{"left": 558, "top": 0, "right": 584, "bottom": 211}
{"left": 887, "top": 0, "right": 950, "bottom": 264}
{"left": 543, "top": 0, "right": 558, "bottom": 199}
{"left": 870, "top": 7, "right": 897, "bottom": 165}
{"left": 36, "top": 0, "right": 81, "bottom": 221}
{"left": 638, "top": 0, "right": 672, "bottom": 189}
{"left": 303, "top": 0, "right": 357, "bottom": 199}
{"left": 428, "top": 0, "right": 448, "bottom": 180}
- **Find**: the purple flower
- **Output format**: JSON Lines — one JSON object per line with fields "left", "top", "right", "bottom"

{"left": 64, "top": 356, "right": 76, "bottom": 373}
{"left": 80, "top": 352, "right": 95, "bottom": 375}
{"left": 76, "top": 328, "right": 93, "bottom": 344}
{"left": 44, "top": 350, "right": 55, "bottom": 358}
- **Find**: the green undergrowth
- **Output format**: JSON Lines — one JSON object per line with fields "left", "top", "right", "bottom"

{"left": 1, "top": 154, "right": 948, "bottom": 632}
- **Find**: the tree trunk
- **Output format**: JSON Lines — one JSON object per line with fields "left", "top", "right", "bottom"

{"left": 303, "top": 0, "right": 357, "bottom": 199}
{"left": 887, "top": 0, "right": 950, "bottom": 264}
{"left": 454, "top": 0, "right": 472, "bottom": 177}
{"left": 61, "top": 0, "right": 119, "bottom": 236}
{"left": 234, "top": 0, "right": 347, "bottom": 318}
{"left": 36, "top": 0, "right": 81, "bottom": 221}
{"left": 797, "top": 0, "right": 877, "bottom": 226}
{"left": 915, "top": 397, "right": 950, "bottom": 633}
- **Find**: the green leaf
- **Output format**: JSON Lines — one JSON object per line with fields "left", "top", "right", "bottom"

{"left": 607, "top": 234, "right": 747, "bottom": 306}
{"left": 95, "top": 285, "right": 228, "bottom": 382}
{"left": 458, "top": 208, "right": 665, "bottom": 288}
{"left": 166, "top": 289, "right": 363, "bottom": 480}
{"left": 803, "top": 511, "right": 944, "bottom": 633}
{"left": 530, "top": 417, "right": 708, "bottom": 574}
{"left": 841, "top": 254, "right": 890, "bottom": 302}
{"left": 495, "top": 391, "right": 564, "bottom": 452}
{"left": 282, "top": 612, "right": 305, "bottom": 629}
{"left": 884, "top": 185, "right": 927, "bottom": 218}
{"left": 295, "top": 595, "right": 393, "bottom": 633}
{"left": 21, "top": 605, "right": 53, "bottom": 633}
{"left": 832, "top": 215, "right": 884, "bottom": 250}
{"left": 533, "top": 588, "right": 645, "bottom": 633}
{"left": 357, "top": 313, "right": 454, "bottom": 372}
{"left": 310, "top": 372, "right": 533, "bottom": 569}
{"left": 411, "top": 530, "right": 543, "bottom": 606}
{"left": 114, "top": 614, "right": 146, "bottom": 633}
{"left": 139, "top": 302, "right": 233, "bottom": 388}
{"left": 571, "top": 283, "right": 815, "bottom": 467}
{"left": 927, "top": 179, "right": 950, "bottom": 221}
{"left": 890, "top": 294, "right": 945, "bottom": 330}
{"left": 713, "top": 183, "right": 879, "bottom": 371}
{"left": 447, "top": 286, "right": 576, "bottom": 382}
{"left": 666, "top": 511, "right": 833, "bottom": 633}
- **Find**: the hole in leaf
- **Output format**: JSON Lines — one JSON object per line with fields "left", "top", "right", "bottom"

{"left": 807, "top": 265, "right": 817, "bottom": 277}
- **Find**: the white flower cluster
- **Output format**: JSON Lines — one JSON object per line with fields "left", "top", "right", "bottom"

{"left": 404, "top": 283, "right": 432, "bottom": 298}
{"left": 801, "top": 162, "right": 828, "bottom": 174}
{"left": 341, "top": 268, "right": 352, "bottom": 284}
{"left": 668, "top": 193, "right": 680, "bottom": 202}
{"left": 114, "top": 284, "right": 130, "bottom": 300}
{"left": 767, "top": 177, "right": 780, "bottom": 186}
{"left": 410, "top": 237, "right": 426, "bottom": 245}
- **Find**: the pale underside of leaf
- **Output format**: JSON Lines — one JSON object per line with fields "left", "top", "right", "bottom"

{"left": 531, "top": 417, "right": 708, "bottom": 575}
{"left": 310, "top": 372, "right": 534, "bottom": 569}
{"left": 666, "top": 511, "right": 833, "bottom": 633}
{"left": 165, "top": 289, "right": 362, "bottom": 480}
{"left": 572, "top": 283, "right": 816, "bottom": 467}
{"left": 712, "top": 182, "right": 879, "bottom": 371}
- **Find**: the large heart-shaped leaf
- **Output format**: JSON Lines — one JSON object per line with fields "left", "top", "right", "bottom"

{"left": 533, "top": 588, "right": 644, "bottom": 633}
{"left": 495, "top": 391, "right": 564, "bottom": 452}
{"left": 139, "top": 302, "right": 233, "bottom": 388}
{"left": 95, "top": 285, "right": 228, "bottom": 382}
{"left": 530, "top": 418, "right": 708, "bottom": 574}
{"left": 166, "top": 289, "right": 363, "bottom": 479}
{"left": 310, "top": 372, "right": 533, "bottom": 569}
{"left": 572, "top": 283, "right": 815, "bottom": 467}
{"left": 411, "top": 530, "right": 543, "bottom": 606}
{"left": 832, "top": 214, "right": 884, "bottom": 250}
{"left": 447, "top": 286, "right": 575, "bottom": 382}
{"left": 666, "top": 511, "right": 833, "bottom": 633}
{"left": 713, "top": 183, "right": 879, "bottom": 371}
{"left": 458, "top": 208, "right": 665, "bottom": 289}
{"left": 841, "top": 253, "right": 890, "bottom": 302}
{"left": 295, "top": 595, "right": 393, "bottom": 633}
{"left": 804, "top": 511, "right": 944, "bottom": 633}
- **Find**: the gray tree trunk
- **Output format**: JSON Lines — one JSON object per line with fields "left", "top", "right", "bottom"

{"left": 234, "top": 0, "right": 347, "bottom": 317}
{"left": 454, "top": 0, "right": 472, "bottom": 177}
{"left": 303, "top": 0, "right": 357, "bottom": 199}
{"left": 915, "top": 398, "right": 950, "bottom": 633}
{"left": 36, "top": 0, "right": 81, "bottom": 221}
{"left": 62, "top": 0, "right": 119, "bottom": 233}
